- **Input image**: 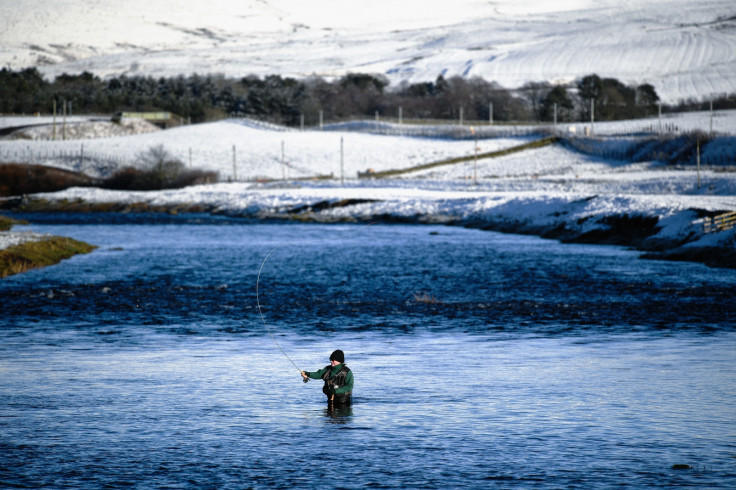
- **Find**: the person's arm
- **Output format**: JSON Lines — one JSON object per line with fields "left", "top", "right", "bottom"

{"left": 302, "top": 367, "right": 326, "bottom": 380}
{"left": 334, "top": 370, "right": 353, "bottom": 395}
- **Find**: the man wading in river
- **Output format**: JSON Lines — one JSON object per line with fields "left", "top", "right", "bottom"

{"left": 301, "top": 350, "right": 353, "bottom": 405}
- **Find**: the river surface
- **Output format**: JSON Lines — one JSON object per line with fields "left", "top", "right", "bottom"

{"left": 1, "top": 216, "right": 735, "bottom": 488}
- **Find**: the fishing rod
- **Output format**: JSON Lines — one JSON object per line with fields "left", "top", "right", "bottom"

{"left": 256, "top": 246, "right": 306, "bottom": 379}
{"left": 255, "top": 222, "right": 375, "bottom": 382}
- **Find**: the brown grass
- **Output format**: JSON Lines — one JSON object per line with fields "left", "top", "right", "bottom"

{"left": 0, "top": 236, "right": 97, "bottom": 278}
{"left": 0, "top": 163, "right": 96, "bottom": 197}
{"left": 360, "top": 136, "right": 559, "bottom": 179}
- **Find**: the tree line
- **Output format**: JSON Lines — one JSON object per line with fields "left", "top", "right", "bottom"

{"left": 1, "top": 67, "right": 732, "bottom": 126}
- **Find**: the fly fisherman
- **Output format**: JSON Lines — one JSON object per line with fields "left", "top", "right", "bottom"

{"left": 301, "top": 350, "right": 353, "bottom": 405}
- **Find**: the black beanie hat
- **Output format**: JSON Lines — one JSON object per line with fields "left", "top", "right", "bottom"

{"left": 330, "top": 350, "right": 345, "bottom": 363}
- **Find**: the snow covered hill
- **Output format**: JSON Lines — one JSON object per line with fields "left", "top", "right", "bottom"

{"left": 2, "top": 109, "right": 735, "bottom": 180}
{"left": 2, "top": 0, "right": 735, "bottom": 102}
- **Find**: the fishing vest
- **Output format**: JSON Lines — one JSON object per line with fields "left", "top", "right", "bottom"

{"left": 321, "top": 364, "right": 352, "bottom": 402}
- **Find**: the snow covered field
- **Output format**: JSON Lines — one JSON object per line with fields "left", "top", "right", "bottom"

{"left": 2, "top": 109, "right": 735, "bottom": 180}
{"left": 2, "top": 109, "right": 735, "bottom": 267}
{"left": 2, "top": 0, "right": 735, "bottom": 103}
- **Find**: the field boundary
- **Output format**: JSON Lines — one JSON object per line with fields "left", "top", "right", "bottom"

{"left": 358, "top": 136, "right": 559, "bottom": 179}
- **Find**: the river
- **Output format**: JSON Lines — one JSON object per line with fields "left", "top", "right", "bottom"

{"left": 1, "top": 216, "right": 735, "bottom": 488}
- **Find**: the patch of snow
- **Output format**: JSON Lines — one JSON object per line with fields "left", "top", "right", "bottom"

{"left": 0, "top": 0, "right": 734, "bottom": 102}
{"left": 0, "top": 230, "right": 51, "bottom": 250}
{"left": 10, "top": 118, "right": 161, "bottom": 141}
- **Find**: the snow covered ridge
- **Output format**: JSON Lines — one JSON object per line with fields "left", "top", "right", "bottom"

{"left": 1, "top": 0, "right": 735, "bottom": 103}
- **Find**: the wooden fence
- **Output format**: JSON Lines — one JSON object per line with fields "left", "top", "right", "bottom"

{"left": 695, "top": 211, "right": 736, "bottom": 234}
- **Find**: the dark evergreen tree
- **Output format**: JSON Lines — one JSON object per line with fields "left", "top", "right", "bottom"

{"left": 578, "top": 74, "right": 602, "bottom": 120}
{"left": 541, "top": 85, "right": 574, "bottom": 122}
{"left": 636, "top": 83, "right": 659, "bottom": 116}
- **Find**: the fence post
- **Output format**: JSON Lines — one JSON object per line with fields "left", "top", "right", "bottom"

{"left": 590, "top": 99, "right": 595, "bottom": 136}
{"left": 53, "top": 100, "right": 57, "bottom": 140}
{"left": 471, "top": 127, "right": 478, "bottom": 184}
{"left": 62, "top": 98, "right": 67, "bottom": 140}
{"left": 697, "top": 137, "right": 701, "bottom": 189}
{"left": 232, "top": 145, "right": 237, "bottom": 181}
{"left": 340, "top": 136, "right": 344, "bottom": 185}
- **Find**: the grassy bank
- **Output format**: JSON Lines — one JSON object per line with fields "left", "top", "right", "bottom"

{"left": 0, "top": 236, "right": 97, "bottom": 278}
{"left": 0, "top": 215, "right": 27, "bottom": 231}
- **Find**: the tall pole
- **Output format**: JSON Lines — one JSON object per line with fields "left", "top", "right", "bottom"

{"left": 398, "top": 106, "right": 403, "bottom": 136}
{"left": 375, "top": 110, "right": 379, "bottom": 131}
{"left": 489, "top": 102, "right": 493, "bottom": 125}
{"left": 697, "top": 137, "right": 701, "bottom": 189}
{"left": 471, "top": 127, "right": 478, "bottom": 185}
{"left": 52, "top": 99, "right": 57, "bottom": 140}
{"left": 710, "top": 97, "right": 714, "bottom": 136}
{"left": 459, "top": 107, "right": 463, "bottom": 126}
{"left": 62, "top": 98, "right": 67, "bottom": 140}
{"left": 319, "top": 111, "right": 323, "bottom": 130}
{"left": 590, "top": 99, "right": 595, "bottom": 135}
{"left": 281, "top": 140, "right": 286, "bottom": 180}
{"left": 553, "top": 103, "right": 557, "bottom": 130}
{"left": 340, "top": 137, "right": 344, "bottom": 185}
{"left": 232, "top": 145, "right": 237, "bottom": 181}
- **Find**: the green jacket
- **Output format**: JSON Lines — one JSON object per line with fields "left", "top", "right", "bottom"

{"left": 306, "top": 363, "right": 354, "bottom": 396}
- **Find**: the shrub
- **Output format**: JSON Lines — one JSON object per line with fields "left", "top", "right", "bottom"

{"left": 0, "top": 163, "right": 94, "bottom": 197}
{"left": 102, "top": 145, "right": 218, "bottom": 190}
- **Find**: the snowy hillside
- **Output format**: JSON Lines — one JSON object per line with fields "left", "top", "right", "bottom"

{"left": 2, "top": 109, "right": 736, "bottom": 268}
{"left": 1, "top": 0, "right": 735, "bottom": 102}
{"left": 2, "top": 109, "right": 735, "bottom": 181}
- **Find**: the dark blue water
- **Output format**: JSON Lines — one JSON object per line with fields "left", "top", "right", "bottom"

{"left": 2, "top": 216, "right": 735, "bottom": 488}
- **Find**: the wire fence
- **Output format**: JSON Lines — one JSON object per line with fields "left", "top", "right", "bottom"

{"left": 0, "top": 146, "right": 130, "bottom": 177}
{"left": 320, "top": 119, "right": 551, "bottom": 140}
{"left": 560, "top": 134, "right": 736, "bottom": 167}
{"left": 1, "top": 117, "right": 734, "bottom": 178}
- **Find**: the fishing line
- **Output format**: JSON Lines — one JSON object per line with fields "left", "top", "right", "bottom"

{"left": 255, "top": 222, "right": 375, "bottom": 380}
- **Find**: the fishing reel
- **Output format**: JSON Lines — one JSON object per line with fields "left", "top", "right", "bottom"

{"left": 303, "top": 377, "right": 309, "bottom": 383}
